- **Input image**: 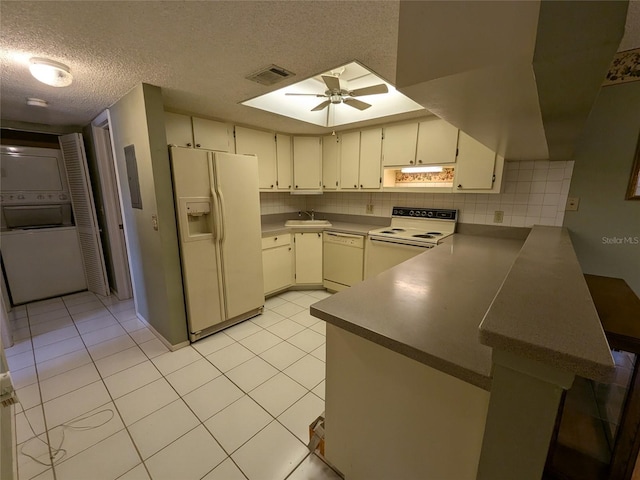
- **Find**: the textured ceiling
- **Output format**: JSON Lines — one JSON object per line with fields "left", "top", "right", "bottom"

{"left": 1, "top": 1, "right": 639, "bottom": 135}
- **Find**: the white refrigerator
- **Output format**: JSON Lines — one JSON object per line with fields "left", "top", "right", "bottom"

{"left": 170, "top": 147, "right": 264, "bottom": 341}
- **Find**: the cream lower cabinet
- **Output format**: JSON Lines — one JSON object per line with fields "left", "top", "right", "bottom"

{"left": 294, "top": 232, "right": 323, "bottom": 285}
{"left": 262, "top": 234, "right": 293, "bottom": 296}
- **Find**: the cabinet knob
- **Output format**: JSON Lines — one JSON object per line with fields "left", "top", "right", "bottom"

{"left": 270, "top": 185, "right": 274, "bottom": 188}
{"left": 288, "top": 185, "right": 291, "bottom": 188}
{"left": 186, "top": 143, "right": 192, "bottom": 147}
{"left": 317, "top": 233, "right": 321, "bottom": 237}
{"left": 196, "top": 144, "right": 201, "bottom": 148}
{"left": 457, "top": 184, "right": 463, "bottom": 189}
{"left": 418, "top": 160, "right": 423, "bottom": 164}
{"left": 360, "top": 184, "right": 363, "bottom": 188}
{"left": 274, "top": 237, "right": 278, "bottom": 241}
{"left": 410, "top": 160, "right": 414, "bottom": 165}
{"left": 295, "top": 185, "right": 298, "bottom": 189}
{"left": 354, "top": 184, "right": 357, "bottom": 188}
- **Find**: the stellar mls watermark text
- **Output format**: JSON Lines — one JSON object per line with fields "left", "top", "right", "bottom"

{"left": 602, "top": 236, "right": 639, "bottom": 245}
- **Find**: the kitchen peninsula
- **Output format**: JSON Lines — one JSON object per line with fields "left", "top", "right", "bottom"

{"left": 310, "top": 225, "right": 615, "bottom": 480}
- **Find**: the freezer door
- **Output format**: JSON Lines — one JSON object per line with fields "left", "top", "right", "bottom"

{"left": 212, "top": 152, "right": 265, "bottom": 319}
{"left": 169, "top": 147, "right": 224, "bottom": 334}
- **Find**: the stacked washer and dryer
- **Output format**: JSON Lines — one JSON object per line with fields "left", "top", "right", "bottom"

{"left": 0, "top": 145, "right": 87, "bottom": 304}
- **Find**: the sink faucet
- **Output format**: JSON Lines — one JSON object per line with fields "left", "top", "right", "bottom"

{"left": 299, "top": 210, "right": 315, "bottom": 221}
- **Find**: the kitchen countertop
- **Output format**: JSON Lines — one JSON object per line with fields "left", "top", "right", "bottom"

{"left": 261, "top": 219, "right": 382, "bottom": 237}
{"left": 479, "top": 226, "right": 614, "bottom": 382}
{"left": 310, "top": 225, "right": 615, "bottom": 390}
{"left": 310, "top": 233, "right": 524, "bottom": 390}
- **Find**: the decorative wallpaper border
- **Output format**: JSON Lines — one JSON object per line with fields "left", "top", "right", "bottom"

{"left": 603, "top": 48, "right": 640, "bottom": 86}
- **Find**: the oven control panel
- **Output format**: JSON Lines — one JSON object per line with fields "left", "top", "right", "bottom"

{"left": 391, "top": 207, "right": 457, "bottom": 221}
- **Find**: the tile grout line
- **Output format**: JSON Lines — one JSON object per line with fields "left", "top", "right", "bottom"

{"left": 19, "top": 292, "right": 328, "bottom": 480}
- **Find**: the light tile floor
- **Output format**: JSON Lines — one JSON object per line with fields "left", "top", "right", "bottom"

{"left": 5, "top": 289, "right": 341, "bottom": 480}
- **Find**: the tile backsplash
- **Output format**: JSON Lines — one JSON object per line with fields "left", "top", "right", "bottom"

{"left": 261, "top": 160, "right": 573, "bottom": 228}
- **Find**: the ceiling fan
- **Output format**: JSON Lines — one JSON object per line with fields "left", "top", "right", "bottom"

{"left": 285, "top": 73, "right": 389, "bottom": 111}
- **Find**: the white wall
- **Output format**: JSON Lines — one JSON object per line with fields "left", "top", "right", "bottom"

{"left": 109, "top": 84, "right": 188, "bottom": 346}
{"left": 563, "top": 80, "right": 640, "bottom": 296}
{"left": 262, "top": 160, "right": 572, "bottom": 228}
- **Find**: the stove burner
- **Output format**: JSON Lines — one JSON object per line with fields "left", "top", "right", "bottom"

{"left": 391, "top": 228, "right": 405, "bottom": 232}
{"left": 426, "top": 231, "right": 442, "bottom": 236}
{"left": 412, "top": 234, "right": 436, "bottom": 239}
{"left": 380, "top": 230, "right": 396, "bottom": 234}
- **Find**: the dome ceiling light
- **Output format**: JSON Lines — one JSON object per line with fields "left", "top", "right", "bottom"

{"left": 29, "top": 58, "right": 73, "bottom": 87}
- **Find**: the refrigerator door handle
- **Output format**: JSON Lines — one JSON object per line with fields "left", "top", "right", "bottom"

{"left": 216, "top": 190, "right": 226, "bottom": 242}
{"left": 207, "top": 158, "right": 221, "bottom": 242}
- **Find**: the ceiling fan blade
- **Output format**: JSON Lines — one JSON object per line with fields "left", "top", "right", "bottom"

{"left": 311, "top": 100, "right": 331, "bottom": 111}
{"left": 285, "top": 93, "right": 326, "bottom": 97}
{"left": 349, "top": 83, "right": 389, "bottom": 97}
{"left": 322, "top": 75, "right": 341, "bottom": 92}
{"left": 343, "top": 98, "right": 371, "bottom": 110}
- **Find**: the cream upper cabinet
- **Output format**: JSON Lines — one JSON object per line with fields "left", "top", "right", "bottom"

{"left": 454, "top": 132, "right": 498, "bottom": 191}
{"left": 294, "top": 232, "right": 323, "bottom": 285}
{"left": 339, "top": 129, "right": 382, "bottom": 190}
{"left": 235, "top": 126, "right": 277, "bottom": 190}
{"left": 359, "top": 128, "right": 382, "bottom": 189}
{"left": 165, "top": 112, "right": 194, "bottom": 147}
{"left": 166, "top": 113, "right": 231, "bottom": 152}
{"left": 322, "top": 135, "right": 340, "bottom": 190}
{"left": 293, "top": 136, "right": 322, "bottom": 191}
{"left": 192, "top": 117, "right": 230, "bottom": 151}
{"left": 382, "top": 123, "right": 418, "bottom": 167}
{"left": 415, "top": 118, "right": 459, "bottom": 165}
{"left": 340, "top": 132, "right": 360, "bottom": 190}
{"left": 276, "top": 134, "right": 292, "bottom": 191}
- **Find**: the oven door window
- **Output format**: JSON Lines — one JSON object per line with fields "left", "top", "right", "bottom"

{"left": 364, "top": 237, "right": 433, "bottom": 279}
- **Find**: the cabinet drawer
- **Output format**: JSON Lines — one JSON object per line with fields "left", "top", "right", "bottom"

{"left": 262, "top": 234, "right": 291, "bottom": 249}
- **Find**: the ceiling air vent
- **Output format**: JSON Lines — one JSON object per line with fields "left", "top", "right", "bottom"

{"left": 246, "top": 65, "right": 295, "bottom": 86}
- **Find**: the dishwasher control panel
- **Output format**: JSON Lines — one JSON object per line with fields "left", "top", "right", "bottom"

{"left": 323, "top": 231, "right": 364, "bottom": 248}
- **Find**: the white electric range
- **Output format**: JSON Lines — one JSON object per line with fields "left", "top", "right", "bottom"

{"left": 364, "top": 207, "right": 457, "bottom": 279}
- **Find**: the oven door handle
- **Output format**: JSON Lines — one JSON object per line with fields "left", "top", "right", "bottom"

{"left": 368, "top": 237, "right": 434, "bottom": 249}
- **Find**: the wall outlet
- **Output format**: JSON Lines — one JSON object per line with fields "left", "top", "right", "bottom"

{"left": 493, "top": 210, "right": 504, "bottom": 223}
{"left": 366, "top": 204, "right": 374, "bottom": 214}
{"left": 566, "top": 197, "right": 580, "bottom": 211}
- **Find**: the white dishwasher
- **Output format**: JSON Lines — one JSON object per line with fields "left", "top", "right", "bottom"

{"left": 323, "top": 231, "right": 365, "bottom": 292}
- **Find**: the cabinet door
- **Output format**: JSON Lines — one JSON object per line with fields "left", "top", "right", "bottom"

{"left": 276, "top": 134, "right": 292, "bottom": 190}
{"left": 382, "top": 123, "right": 418, "bottom": 167}
{"left": 165, "top": 112, "right": 193, "bottom": 147}
{"left": 295, "top": 232, "right": 323, "bottom": 284}
{"left": 359, "top": 128, "right": 382, "bottom": 189}
{"left": 340, "top": 132, "right": 360, "bottom": 190}
{"left": 235, "top": 126, "right": 277, "bottom": 190}
{"left": 293, "top": 137, "right": 322, "bottom": 190}
{"left": 454, "top": 132, "right": 496, "bottom": 190}
{"left": 416, "top": 118, "right": 459, "bottom": 165}
{"left": 263, "top": 242, "right": 293, "bottom": 295}
{"left": 192, "top": 117, "right": 229, "bottom": 151}
{"left": 322, "top": 135, "right": 340, "bottom": 190}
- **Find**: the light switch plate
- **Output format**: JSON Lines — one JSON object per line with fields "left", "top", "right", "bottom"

{"left": 493, "top": 210, "right": 504, "bottom": 223}
{"left": 566, "top": 197, "right": 579, "bottom": 211}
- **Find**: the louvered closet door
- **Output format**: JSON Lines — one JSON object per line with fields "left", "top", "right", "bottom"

{"left": 59, "top": 133, "right": 110, "bottom": 296}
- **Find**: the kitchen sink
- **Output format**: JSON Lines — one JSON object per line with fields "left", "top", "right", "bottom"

{"left": 284, "top": 219, "right": 332, "bottom": 227}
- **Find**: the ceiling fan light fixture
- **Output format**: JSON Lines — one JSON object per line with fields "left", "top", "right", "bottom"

{"left": 29, "top": 58, "right": 73, "bottom": 87}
